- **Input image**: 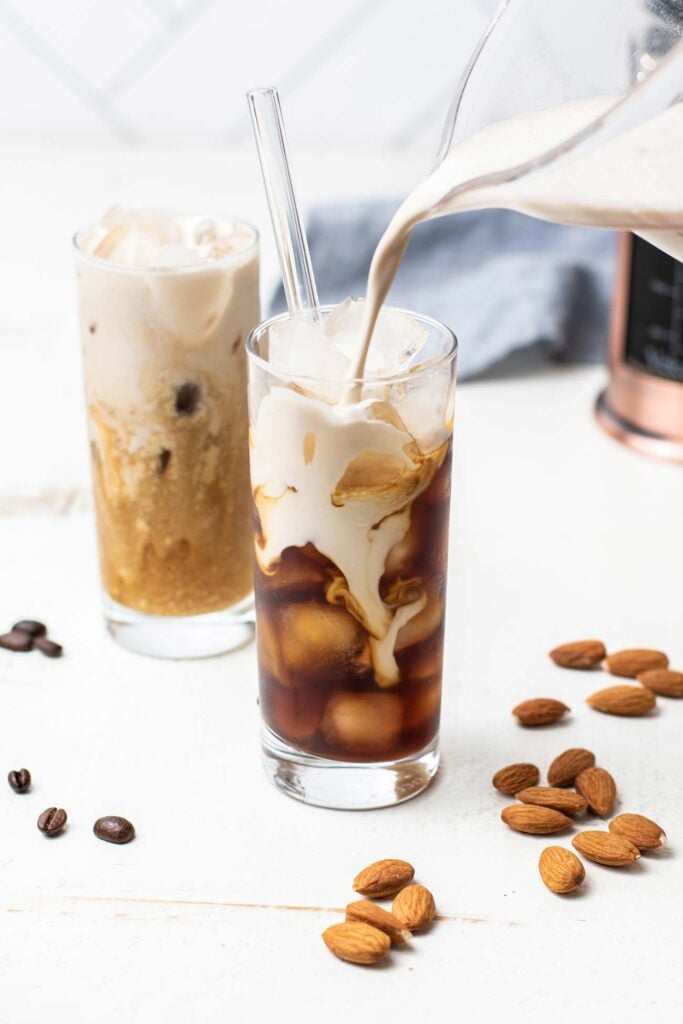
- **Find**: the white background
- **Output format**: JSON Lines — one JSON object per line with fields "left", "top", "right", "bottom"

{"left": 0, "top": 0, "right": 497, "bottom": 147}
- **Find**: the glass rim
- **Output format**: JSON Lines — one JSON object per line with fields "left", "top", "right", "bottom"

{"left": 245, "top": 304, "right": 457, "bottom": 387}
{"left": 72, "top": 211, "right": 259, "bottom": 276}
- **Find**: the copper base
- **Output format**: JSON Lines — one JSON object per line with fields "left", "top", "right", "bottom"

{"left": 595, "top": 389, "right": 683, "bottom": 463}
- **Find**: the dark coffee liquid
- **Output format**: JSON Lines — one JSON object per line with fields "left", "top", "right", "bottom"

{"left": 254, "top": 443, "right": 451, "bottom": 763}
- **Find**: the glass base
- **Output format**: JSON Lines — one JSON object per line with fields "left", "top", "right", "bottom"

{"left": 104, "top": 594, "right": 254, "bottom": 659}
{"left": 261, "top": 726, "right": 439, "bottom": 810}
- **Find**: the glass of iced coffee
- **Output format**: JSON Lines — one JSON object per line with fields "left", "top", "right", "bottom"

{"left": 247, "top": 299, "right": 456, "bottom": 808}
{"left": 74, "top": 209, "right": 259, "bottom": 658}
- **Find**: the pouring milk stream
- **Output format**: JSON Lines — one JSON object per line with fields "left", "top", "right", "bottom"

{"left": 349, "top": 97, "right": 683, "bottom": 381}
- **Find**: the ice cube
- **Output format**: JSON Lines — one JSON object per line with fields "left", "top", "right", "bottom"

{"left": 92, "top": 208, "right": 178, "bottom": 268}
{"left": 324, "top": 297, "right": 428, "bottom": 377}
{"left": 277, "top": 602, "right": 364, "bottom": 676}
{"left": 193, "top": 218, "right": 218, "bottom": 246}
{"left": 264, "top": 682, "right": 325, "bottom": 741}
{"left": 394, "top": 589, "right": 444, "bottom": 653}
{"left": 152, "top": 243, "right": 205, "bottom": 269}
{"left": 321, "top": 692, "right": 403, "bottom": 754}
{"left": 267, "top": 316, "right": 350, "bottom": 400}
{"left": 186, "top": 217, "right": 256, "bottom": 260}
{"left": 402, "top": 677, "right": 441, "bottom": 732}
{"left": 392, "top": 364, "right": 454, "bottom": 448}
{"left": 398, "top": 633, "right": 443, "bottom": 682}
{"left": 259, "top": 546, "right": 327, "bottom": 601}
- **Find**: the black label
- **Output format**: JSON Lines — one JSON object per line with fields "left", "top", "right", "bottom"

{"left": 625, "top": 235, "right": 683, "bottom": 383}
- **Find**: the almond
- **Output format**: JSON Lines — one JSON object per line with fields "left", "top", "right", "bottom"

{"left": 547, "top": 747, "right": 596, "bottom": 788}
{"left": 587, "top": 684, "right": 656, "bottom": 717}
{"left": 492, "top": 762, "right": 540, "bottom": 795}
{"left": 512, "top": 698, "right": 570, "bottom": 727}
{"left": 604, "top": 648, "right": 668, "bottom": 678}
{"left": 501, "top": 804, "right": 571, "bottom": 834}
{"left": 516, "top": 787, "right": 588, "bottom": 815}
{"left": 572, "top": 830, "right": 640, "bottom": 866}
{"left": 345, "top": 901, "right": 411, "bottom": 943}
{"left": 391, "top": 884, "right": 436, "bottom": 930}
{"left": 637, "top": 668, "right": 683, "bottom": 698}
{"left": 352, "top": 858, "right": 415, "bottom": 898}
{"left": 575, "top": 766, "right": 617, "bottom": 817}
{"left": 609, "top": 813, "right": 666, "bottom": 851}
{"left": 549, "top": 640, "right": 606, "bottom": 670}
{"left": 538, "top": 846, "right": 585, "bottom": 893}
{"left": 322, "top": 921, "right": 391, "bottom": 964}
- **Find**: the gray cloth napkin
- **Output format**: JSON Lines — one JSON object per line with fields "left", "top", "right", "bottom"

{"left": 269, "top": 201, "right": 618, "bottom": 380}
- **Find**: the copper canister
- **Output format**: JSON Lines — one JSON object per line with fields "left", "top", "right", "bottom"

{"left": 596, "top": 233, "right": 683, "bottom": 462}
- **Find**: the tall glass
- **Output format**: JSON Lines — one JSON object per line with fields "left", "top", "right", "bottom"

{"left": 247, "top": 306, "right": 456, "bottom": 809}
{"left": 74, "top": 212, "right": 259, "bottom": 658}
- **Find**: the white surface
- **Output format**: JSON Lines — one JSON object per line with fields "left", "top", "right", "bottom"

{"left": 0, "top": 144, "right": 682, "bottom": 1022}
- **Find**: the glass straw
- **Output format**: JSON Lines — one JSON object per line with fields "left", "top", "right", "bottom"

{"left": 247, "top": 87, "right": 320, "bottom": 321}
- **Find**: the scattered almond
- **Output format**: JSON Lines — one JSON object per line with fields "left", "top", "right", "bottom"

{"left": 516, "top": 786, "right": 588, "bottom": 815}
{"left": 547, "top": 747, "right": 596, "bottom": 788}
{"left": 345, "top": 901, "right": 411, "bottom": 944}
{"left": 322, "top": 922, "right": 391, "bottom": 965}
{"left": 352, "top": 859, "right": 415, "bottom": 898}
{"left": 391, "top": 884, "right": 436, "bottom": 931}
{"left": 501, "top": 804, "right": 571, "bottom": 834}
{"left": 637, "top": 668, "right": 683, "bottom": 698}
{"left": 587, "top": 684, "right": 656, "bottom": 717}
{"left": 492, "top": 762, "right": 540, "bottom": 795}
{"left": 512, "top": 698, "right": 570, "bottom": 727}
{"left": 572, "top": 830, "right": 640, "bottom": 866}
{"left": 609, "top": 813, "right": 666, "bottom": 851}
{"left": 604, "top": 648, "right": 669, "bottom": 678}
{"left": 575, "top": 767, "right": 617, "bottom": 817}
{"left": 549, "top": 640, "right": 606, "bottom": 670}
{"left": 538, "top": 846, "right": 585, "bottom": 893}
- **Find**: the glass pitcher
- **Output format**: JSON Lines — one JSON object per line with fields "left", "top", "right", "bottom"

{"left": 432, "top": 0, "right": 683, "bottom": 258}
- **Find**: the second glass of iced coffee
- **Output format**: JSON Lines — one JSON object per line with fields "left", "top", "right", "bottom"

{"left": 247, "top": 299, "right": 456, "bottom": 809}
{"left": 75, "top": 209, "right": 259, "bottom": 658}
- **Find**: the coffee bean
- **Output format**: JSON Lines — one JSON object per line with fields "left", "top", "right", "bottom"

{"left": 93, "top": 815, "right": 135, "bottom": 844}
{"left": 174, "top": 382, "right": 200, "bottom": 416}
{"left": 8, "top": 768, "right": 31, "bottom": 793}
{"left": 0, "top": 631, "right": 34, "bottom": 652}
{"left": 158, "top": 447, "right": 172, "bottom": 475}
{"left": 37, "top": 807, "right": 67, "bottom": 836}
{"left": 13, "top": 620, "right": 47, "bottom": 637}
{"left": 35, "top": 637, "right": 63, "bottom": 658}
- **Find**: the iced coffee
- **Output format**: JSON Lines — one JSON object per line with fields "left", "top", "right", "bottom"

{"left": 247, "top": 300, "right": 456, "bottom": 807}
{"left": 75, "top": 209, "right": 259, "bottom": 657}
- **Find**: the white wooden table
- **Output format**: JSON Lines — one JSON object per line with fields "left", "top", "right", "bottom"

{"left": 0, "top": 145, "right": 682, "bottom": 1022}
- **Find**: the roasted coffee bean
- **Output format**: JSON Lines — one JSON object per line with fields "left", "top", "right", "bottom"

{"left": 0, "top": 631, "right": 34, "bottom": 652}
{"left": 8, "top": 768, "right": 31, "bottom": 793}
{"left": 34, "top": 637, "right": 63, "bottom": 658}
{"left": 93, "top": 815, "right": 135, "bottom": 844}
{"left": 158, "top": 447, "right": 172, "bottom": 475}
{"left": 13, "top": 620, "right": 47, "bottom": 637}
{"left": 174, "top": 382, "right": 200, "bottom": 416}
{"left": 37, "top": 807, "right": 67, "bottom": 836}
